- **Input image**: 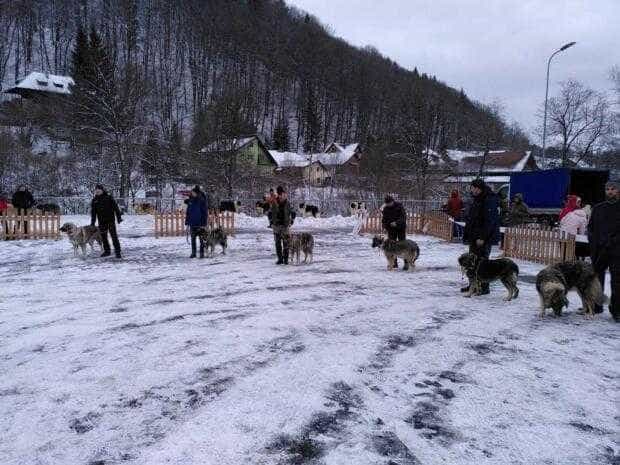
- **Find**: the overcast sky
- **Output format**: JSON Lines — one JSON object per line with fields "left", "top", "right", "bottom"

{"left": 287, "top": 0, "right": 619, "bottom": 139}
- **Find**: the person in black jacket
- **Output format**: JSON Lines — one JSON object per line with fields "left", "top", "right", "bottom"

{"left": 381, "top": 195, "right": 407, "bottom": 268}
{"left": 12, "top": 185, "right": 35, "bottom": 234}
{"left": 271, "top": 186, "right": 293, "bottom": 265}
{"left": 185, "top": 185, "right": 208, "bottom": 258}
{"left": 462, "top": 179, "right": 501, "bottom": 294}
{"left": 588, "top": 179, "right": 620, "bottom": 321}
{"left": 91, "top": 184, "right": 123, "bottom": 258}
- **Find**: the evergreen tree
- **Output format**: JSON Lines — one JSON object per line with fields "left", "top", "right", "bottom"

{"left": 71, "top": 26, "right": 89, "bottom": 82}
{"left": 272, "top": 119, "right": 289, "bottom": 151}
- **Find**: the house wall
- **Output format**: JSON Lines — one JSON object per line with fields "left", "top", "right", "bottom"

{"left": 238, "top": 139, "right": 276, "bottom": 175}
{"left": 303, "top": 163, "right": 329, "bottom": 186}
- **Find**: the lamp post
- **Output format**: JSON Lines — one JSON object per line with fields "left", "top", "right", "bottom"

{"left": 541, "top": 41, "right": 576, "bottom": 167}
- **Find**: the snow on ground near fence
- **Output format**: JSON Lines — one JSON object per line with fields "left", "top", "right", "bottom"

{"left": 0, "top": 216, "right": 617, "bottom": 465}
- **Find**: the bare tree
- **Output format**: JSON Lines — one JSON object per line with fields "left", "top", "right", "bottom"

{"left": 542, "top": 79, "right": 613, "bottom": 167}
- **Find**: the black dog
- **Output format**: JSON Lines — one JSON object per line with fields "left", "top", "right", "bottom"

{"left": 299, "top": 203, "right": 319, "bottom": 218}
{"left": 219, "top": 200, "right": 241, "bottom": 213}
{"left": 36, "top": 202, "right": 61, "bottom": 214}
{"left": 458, "top": 252, "right": 520, "bottom": 301}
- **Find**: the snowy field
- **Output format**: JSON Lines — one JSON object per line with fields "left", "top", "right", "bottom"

{"left": 1, "top": 215, "right": 618, "bottom": 465}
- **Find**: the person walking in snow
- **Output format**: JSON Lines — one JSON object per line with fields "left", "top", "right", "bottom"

{"left": 588, "top": 178, "right": 620, "bottom": 321}
{"left": 185, "top": 185, "right": 208, "bottom": 258}
{"left": 462, "top": 179, "right": 500, "bottom": 295}
{"left": 91, "top": 184, "right": 123, "bottom": 258}
{"left": 381, "top": 195, "right": 407, "bottom": 267}
{"left": 271, "top": 186, "right": 292, "bottom": 265}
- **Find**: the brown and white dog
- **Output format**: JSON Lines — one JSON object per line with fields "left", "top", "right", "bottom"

{"left": 59, "top": 222, "right": 103, "bottom": 256}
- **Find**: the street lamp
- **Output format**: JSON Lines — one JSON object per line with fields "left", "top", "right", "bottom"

{"left": 541, "top": 41, "right": 576, "bottom": 167}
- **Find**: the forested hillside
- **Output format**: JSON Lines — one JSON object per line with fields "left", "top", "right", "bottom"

{"left": 0, "top": 0, "right": 528, "bottom": 197}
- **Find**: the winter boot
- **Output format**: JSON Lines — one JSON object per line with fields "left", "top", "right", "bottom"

{"left": 189, "top": 253, "right": 196, "bottom": 258}
{"left": 101, "top": 251, "right": 111, "bottom": 258}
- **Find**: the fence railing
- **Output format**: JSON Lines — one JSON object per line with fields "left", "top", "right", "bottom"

{"left": 503, "top": 225, "right": 575, "bottom": 265}
{"left": 154, "top": 211, "right": 235, "bottom": 238}
{"left": 31, "top": 196, "right": 445, "bottom": 217}
{"left": 0, "top": 212, "right": 60, "bottom": 240}
{"left": 360, "top": 210, "right": 453, "bottom": 242}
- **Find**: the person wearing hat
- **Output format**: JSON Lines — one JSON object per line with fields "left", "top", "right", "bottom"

{"left": 588, "top": 177, "right": 620, "bottom": 321}
{"left": 462, "top": 178, "right": 501, "bottom": 294}
{"left": 185, "top": 185, "right": 208, "bottom": 258}
{"left": 507, "top": 193, "right": 530, "bottom": 226}
{"left": 381, "top": 195, "right": 408, "bottom": 268}
{"left": 271, "top": 186, "right": 292, "bottom": 264}
{"left": 91, "top": 184, "right": 123, "bottom": 258}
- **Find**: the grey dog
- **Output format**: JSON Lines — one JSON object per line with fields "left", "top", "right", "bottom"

{"left": 288, "top": 232, "right": 315, "bottom": 264}
{"left": 59, "top": 222, "right": 103, "bottom": 257}
{"left": 536, "top": 261, "right": 605, "bottom": 318}
{"left": 198, "top": 226, "right": 228, "bottom": 257}
{"left": 372, "top": 236, "right": 420, "bottom": 271}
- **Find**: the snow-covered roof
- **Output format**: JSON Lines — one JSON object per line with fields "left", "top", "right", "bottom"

{"left": 269, "top": 151, "right": 311, "bottom": 168}
{"left": 444, "top": 175, "right": 510, "bottom": 184}
{"left": 4, "top": 72, "right": 74, "bottom": 95}
{"left": 315, "top": 142, "right": 360, "bottom": 166}
{"left": 199, "top": 136, "right": 258, "bottom": 153}
{"left": 441, "top": 150, "right": 534, "bottom": 173}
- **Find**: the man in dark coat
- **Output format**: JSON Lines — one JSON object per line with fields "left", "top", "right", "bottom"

{"left": 12, "top": 185, "right": 35, "bottom": 234}
{"left": 381, "top": 195, "right": 407, "bottom": 267}
{"left": 588, "top": 178, "right": 620, "bottom": 321}
{"left": 271, "top": 186, "right": 292, "bottom": 265}
{"left": 462, "top": 179, "right": 501, "bottom": 294}
{"left": 185, "top": 185, "right": 208, "bottom": 258}
{"left": 91, "top": 184, "right": 123, "bottom": 258}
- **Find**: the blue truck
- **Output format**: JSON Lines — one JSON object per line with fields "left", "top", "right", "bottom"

{"left": 508, "top": 168, "right": 609, "bottom": 224}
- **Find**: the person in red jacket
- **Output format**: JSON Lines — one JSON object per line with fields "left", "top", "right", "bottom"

{"left": 0, "top": 193, "right": 7, "bottom": 214}
{"left": 0, "top": 192, "right": 6, "bottom": 239}
{"left": 559, "top": 194, "right": 581, "bottom": 221}
{"left": 446, "top": 190, "right": 464, "bottom": 219}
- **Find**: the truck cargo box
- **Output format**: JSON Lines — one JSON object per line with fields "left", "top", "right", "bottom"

{"left": 509, "top": 168, "right": 608, "bottom": 211}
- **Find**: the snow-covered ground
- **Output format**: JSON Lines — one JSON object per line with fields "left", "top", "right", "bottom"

{"left": 1, "top": 215, "right": 617, "bottom": 465}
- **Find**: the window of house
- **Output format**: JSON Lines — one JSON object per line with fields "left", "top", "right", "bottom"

{"left": 36, "top": 80, "right": 49, "bottom": 86}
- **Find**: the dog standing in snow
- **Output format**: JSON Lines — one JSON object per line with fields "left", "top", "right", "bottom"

{"left": 59, "top": 222, "right": 103, "bottom": 257}
{"left": 458, "top": 252, "right": 519, "bottom": 301}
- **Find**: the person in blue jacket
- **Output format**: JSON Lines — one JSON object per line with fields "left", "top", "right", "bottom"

{"left": 462, "top": 178, "right": 501, "bottom": 294}
{"left": 185, "top": 185, "right": 208, "bottom": 258}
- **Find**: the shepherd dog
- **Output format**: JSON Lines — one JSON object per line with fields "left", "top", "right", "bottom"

{"left": 288, "top": 232, "right": 315, "bottom": 264}
{"left": 536, "top": 261, "right": 605, "bottom": 318}
{"left": 59, "top": 222, "right": 103, "bottom": 256}
{"left": 372, "top": 235, "right": 420, "bottom": 271}
{"left": 458, "top": 252, "right": 519, "bottom": 301}
{"left": 299, "top": 203, "right": 320, "bottom": 218}
{"left": 198, "top": 226, "right": 228, "bottom": 257}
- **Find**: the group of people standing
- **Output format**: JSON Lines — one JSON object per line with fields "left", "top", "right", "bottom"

{"left": 384, "top": 177, "right": 619, "bottom": 321}
{"left": 0, "top": 186, "right": 36, "bottom": 235}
